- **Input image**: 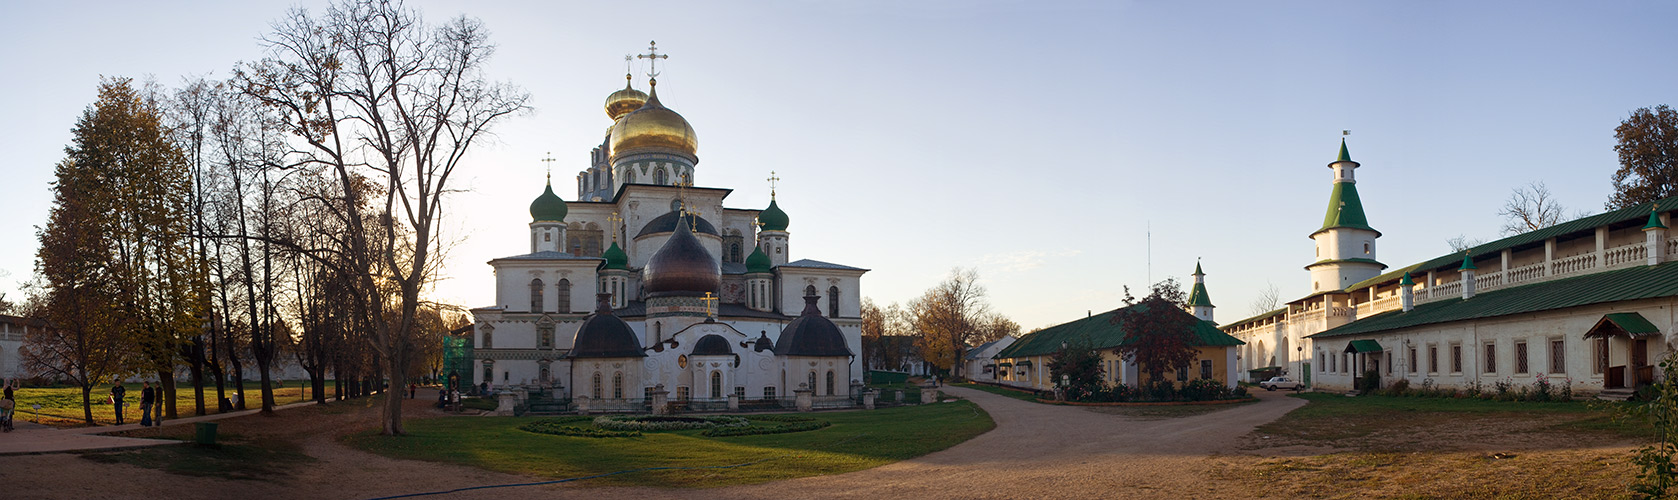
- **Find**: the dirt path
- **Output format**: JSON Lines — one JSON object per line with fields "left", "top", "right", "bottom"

{"left": 0, "top": 387, "right": 1306, "bottom": 499}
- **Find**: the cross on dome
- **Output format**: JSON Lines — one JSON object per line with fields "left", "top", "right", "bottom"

{"left": 767, "top": 170, "right": 780, "bottom": 198}
{"left": 541, "top": 152, "right": 555, "bottom": 182}
{"left": 637, "top": 41, "right": 669, "bottom": 82}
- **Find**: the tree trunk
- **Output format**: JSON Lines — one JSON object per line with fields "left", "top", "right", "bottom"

{"left": 188, "top": 337, "right": 206, "bottom": 416}
{"left": 158, "top": 369, "right": 177, "bottom": 420}
{"left": 81, "top": 384, "right": 93, "bottom": 425}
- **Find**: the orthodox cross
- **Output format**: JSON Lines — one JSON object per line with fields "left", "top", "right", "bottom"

{"left": 541, "top": 152, "right": 556, "bottom": 182}
{"left": 766, "top": 170, "right": 780, "bottom": 198}
{"left": 700, "top": 292, "right": 719, "bottom": 318}
{"left": 607, "top": 212, "right": 623, "bottom": 243}
{"left": 752, "top": 216, "right": 765, "bottom": 233}
{"left": 637, "top": 41, "right": 668, "bottom": 81}
{"left": 676, "top": 176, "right": 694, "bottom": 216}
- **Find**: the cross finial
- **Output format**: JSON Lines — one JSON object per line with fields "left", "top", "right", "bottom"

{"left": 1343, "top": 130, "right": 1351, "bottom": 136}
{"left": 637, "top": 41, "right": 669, "bottom": 83}
{"left": 701, "top": 292, "right": 719, "bottom": 318}
{"left": 541, "top": 152, "right": 556, "bottom": 183}
{"left": 767, "top": 170, "right": 780, "bottom": 199}
{"left": 607, "top": 212, "right": 623, "bottom": 243}
{"left": 676, "top": 175, "right": 695, "bottom": 217}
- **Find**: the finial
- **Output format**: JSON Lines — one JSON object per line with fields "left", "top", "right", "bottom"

{"left": 541, "top": 152, "right": 556, "bottom": 183}
{"left": 623, "top": 54, "right": 635, "bottom": 85}
{"left": 637, "top": 41, "right": 668, "bottom": 82}
{"left": 767, "top": 170, "right": 780, "bottom": 199}
{"left": 701, "top": 292, "right": 719, "bottom": 318}
{"left": 607, "top": 212, "right": 623, "bottom": 243}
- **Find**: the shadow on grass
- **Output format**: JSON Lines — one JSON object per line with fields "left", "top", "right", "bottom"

{"left": 78, "top": 438, "right": 314, "bottom": 481}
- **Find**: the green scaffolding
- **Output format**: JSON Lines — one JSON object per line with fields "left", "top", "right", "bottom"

{"left": 441, "top": 335, "right": 474, "bottom": 392}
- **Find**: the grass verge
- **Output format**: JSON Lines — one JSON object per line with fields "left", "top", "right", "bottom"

{"left": 953, "top": 382, "right": 1040, "bottom": 402}
{"left": 344, "top": 400, "right": 994, "bottom": 488}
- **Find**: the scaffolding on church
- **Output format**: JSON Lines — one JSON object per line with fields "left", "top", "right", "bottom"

{"left": 441, "top": 334, "right": 474, "bottom": 394}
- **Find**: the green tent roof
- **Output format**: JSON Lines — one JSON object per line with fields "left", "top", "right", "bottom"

{"left": 1312, "top": 261, "right": 1678, "bottom": 339}
{"left": 1592, "top": 312, "right": 1661, "bottom": 337}
{"left": 1187, "top": 263, "right": 1213, "bottom": 307}
{"left": 993, "top": 303, "right": 1241, "bottom": 359}
{"left": 1345, "top": 339, "right": 1383, "bottom": 353}
{"left": 1646, "top": 210, "right": 1668, "bottom": 230}
{"left": 1316, "top": 182, "right": 1377, "bottom": 236}
{"left": 1458, "top": 254, "right": 1477, "bottom": 271}
{"left": 1336, "top": 138, "right": 1353, "bottom": 163}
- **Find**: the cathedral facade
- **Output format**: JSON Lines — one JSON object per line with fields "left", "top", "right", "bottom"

{"left": 468, "top": 62, "right": 866, "bottom": 409}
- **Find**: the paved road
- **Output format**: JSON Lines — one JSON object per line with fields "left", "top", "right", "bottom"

{"left": 0, "top": 398, "right": 332, "bottom": 455}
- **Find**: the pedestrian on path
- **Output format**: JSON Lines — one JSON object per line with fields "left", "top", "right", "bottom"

{"left": 409, "top": 383, "right": 416, "bottom": 399}
{"left": 110, "top": 383, "right": 126, "bottom": 425}
{"left": 139, "top": 382, "right": 155, "bottom": 427}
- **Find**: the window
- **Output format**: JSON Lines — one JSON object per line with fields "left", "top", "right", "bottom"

{"left": 1428, "top": 345, "right": 1439, "bottom": 373}
{"left": 483, "top": 362, "right": 494, "bottom": 385}
{"left": 735, "top": 386, "right": 746, "bottom": 399}
{"left": 826, "top": 370, "right": 836, "bottom": 395}
{"left": 612, "top": 372, "right": 624, "bottom": 399}
{"left": 677, "top": 386, "right": 690, "bottom": 400}
{"left": 1484, "top": 343, "right": 1497, "bottom": 374}
{"left": 529, "top": 278, "right": 544, "bottom": 313}
{"left": 808, "top": 372, "right": 817, "bottom": 391}
{"left": 1200, "top": 360, "right": 1213, "bottom": 380}
{"left": 1515, "top": 341, "right": 1529, "bottom": 374}
{"left": 624, "top": 170, "right": 636, "bottom": 183}
{"left": 1594, "top": 338, "right": 1608, "bottom": 375}
{"left": 482, "top": 328, "right": 493, "bottom": 349}
{"left": 828, "top": 286, "right": 841, "bottom": 318}
{"left": 592, "top": 373, "right": 602, "bottom": 399}
{"left": 1385, "top": 351, "right": 1393, "bottom": 375}
{"left": 539, "top": 363, "right": 551, "bottom": 383}
{"left": 654, "top": 322, "right": 662, "bottom": 344}
{"left": 1177, "top": 363, "right": 1189, "bottom": 382}
{"left": 729, "top": 243, "right": 742, "bottom": 263}
{"left": 1363, "top": 242, "right": 1370, "bottom": 254}
{"left": 538, "top": 325, "right": 553, "bottom": 349}
{"left": 1342, "top": 353, "right": 1349, "bottom": 374}
{"left": 711, "top": 371, "right": 723, "bottom": 399}
{"left": 1551, "top": 339, "right": 1565, "bottom": 374}
{"left": 1409, "top": 348, "right": 1418, "bottom": 373}
{"left": 1451, "top": 344, "right": 1463, "bottom": 373}
{"left": 763, "top": 387, "right": 776, "bottom": 400}
{"left": 1317, "top": 351, "right": 1325, "bottom": 372}
{"left": 804, "top": 284, "right": 817, "bottom": 297}
{"left": 654, "top": 167, "right": 667, "bottom": 185}
{"left": 556, "top": 279, "right": 571, "bottom": 313}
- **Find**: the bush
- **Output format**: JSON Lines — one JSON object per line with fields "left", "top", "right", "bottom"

{"left": 1181, "top": 379, "right": 1226, "bottom": 401}
{"left": 520, "top": 418, "right": 641, "bottom": 438}
{"left": 701, "top": 419, "right": 831, "bottom": 437}
{"left": 1385, "top": 378, "right": 1410, "bottom": 397}
{"left": 1145, "top": 379, "right": 1177, "bottom": 402}
{"left": 1358, "top": 370, "right": 1381, "bottom": 395}
{"left": 594, "top": 415, "right": 750, "bottom": 431}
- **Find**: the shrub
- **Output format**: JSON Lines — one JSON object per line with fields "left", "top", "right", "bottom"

{"left": 594, "top": 415, "right": 750, "bottom": 431}
{"left": 1359, "top": 370, "right": 1381, "bottom": 395}
{"left": 1181, "top": 379, "right": 1226, "bottom": 401}
{"left": 1231, "top": 385, "right": 1249, "bottom": 398}
{"left": 1529, "top": 375, "right": 1553, "bottom": 402}
{"left": 1385, "top": 378, "right": 1410, "bottom": 396}
{"left": 701, "top": 419, "right": 831, "bottom": 437}
{"left": 520, "top": 418, "right": 641, "bottom": 438}
{"left": 1559, "top": 378, "right": 1574, "bottom": 402}
{"left": 1144, "top": 379, "right": 1177, "bottom": 402}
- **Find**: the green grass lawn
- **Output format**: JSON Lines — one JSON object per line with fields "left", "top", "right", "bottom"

{"left": 1258, "top": 392, "right": 1649, "bottom": 443}
{"left": 345, "top": 400, "right": 995, "bottom": 488}
{"left": 952, "top": 382, "right": 1040, "bottom": 402}
{"left": 10, "top": 380, "right": 326, "bottom": 427}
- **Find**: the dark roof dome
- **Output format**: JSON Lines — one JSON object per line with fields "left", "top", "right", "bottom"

{"left": 570, "top": 294, "right": 645, "bottom": 358}
{"left": 745, "top": 245, "right": 773, "bottom": 274}
{"left": 642, "top": 215, "right": 720, "bottom": 297}
{"left": 691, "top": 334, "right": 732, "bottom": 356}
{"left": 774, "top": 295, "right": 852, "bottom": 357}
{"left": 530, "top": 183, "right": 568, "bottom": 222}
{"left": 637, "top": 210, "right": 719, "bottom": 238}
{"left": 602, "top": 241, "right": 629, "bottom": 270}
{"left": 759, "top": 198, "right": 789, "bottom": 231}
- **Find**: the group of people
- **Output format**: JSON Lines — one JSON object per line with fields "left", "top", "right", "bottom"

{"left": 0, "top": 379, "right": 17, "bottom": 432}
{"left": 109, "top": 381, "right": 164, "bottom": 427}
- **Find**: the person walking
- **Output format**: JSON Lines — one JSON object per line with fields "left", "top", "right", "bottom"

{"left": 139, "top": 382, "right": 155, "bottom": 427}
{"left": 409, "top": 383, "right": 416, "bottom": 399}
{"left": 110, "top": 383, "right": 127, "bottom": 425}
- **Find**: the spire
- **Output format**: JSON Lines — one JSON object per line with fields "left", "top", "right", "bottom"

{"left": 1645, "top": 205, "right": 1668, "bottom": 230}
{"left": 1187, "top": 262, "right": 1214, "bottom": 308}
{"left": 1458, "top": 253, "right": 1477, "bottom": 271}
{"left": 1337, "top": 138, "right": 1352, "bottom": 163}
{"left": 1399, "top": 272, "right": 1414, "bottom": 286}
{"left": 1193, "top": 260, "right": 1205, "bottom": 277}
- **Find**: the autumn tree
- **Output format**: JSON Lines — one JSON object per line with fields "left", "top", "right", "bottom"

{"left": 239, "top": 0, "right": 529, "bottom": 434}
{"left": 861, "top": 298, "right": 914, "bottom": 372}
{"left": 1610, "top": 105, "right": 1678, "bottom": 209}
{"left": 1047, "top": 341, "right": 1104, "bottom": 401}
{"left": 909, "top": 268, "right": 1004, "bottom": 378}
{"left": 1110, "top": 279, "right": 1199, "bottom": 382}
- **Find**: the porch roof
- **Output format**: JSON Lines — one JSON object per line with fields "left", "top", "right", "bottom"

{"left": 1344, "top": 339, "right": 1384, "bottom": 353}
{"left": 1586, "top": 312, "right": 1662, "bottom": 339}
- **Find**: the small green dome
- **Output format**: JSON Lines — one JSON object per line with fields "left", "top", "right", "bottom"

{"left": 745, "top": 245, "right": 772, "bottom": 273}
{"left": 529, "top": 183, "right": 568, "bottom": 222}
{"left": 602, "top": 241, "right": 629, "bottom": 270}
{"left": 759, "top": 199, "right": 789, "bottom": 231}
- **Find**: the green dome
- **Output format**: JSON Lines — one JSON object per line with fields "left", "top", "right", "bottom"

{"left": 529, "top": 183, "right": 568, "bottom": 222}
{"left": 759, "top": 199, "right": 789, "bottom": 231}
{"left": 602, "top": 241, "right": 629, "bottom": 270}
{"left": 745, "top": 245, "right": 773, "bottom": 273}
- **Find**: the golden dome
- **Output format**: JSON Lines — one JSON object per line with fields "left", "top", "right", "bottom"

{"left": 604, "top": 75, "right": 648, "bottom": 120}
{"left": 609, "top": 84, "right": 697, "bottom": 160}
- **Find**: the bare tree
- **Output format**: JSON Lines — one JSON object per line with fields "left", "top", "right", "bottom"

{"left": 239, "top": 0, "right": 529, "bottom": 435}
{"left": 1499, "top": 181, "right": 1571, "bottom": 236}
{"left": 1446, "top": 234, "right": 1484, "bottom": 253}
{"left": 1249, "top": 281, "right": 1281, "bottom": 316}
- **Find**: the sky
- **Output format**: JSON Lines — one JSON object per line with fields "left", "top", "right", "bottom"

{"left": 2, "top": 1, "right": 1676, "bottom": 331}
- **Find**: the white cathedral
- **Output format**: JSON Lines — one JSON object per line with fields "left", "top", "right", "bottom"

{"left": 468, "top": 56, "right": 866, "bottom": 410}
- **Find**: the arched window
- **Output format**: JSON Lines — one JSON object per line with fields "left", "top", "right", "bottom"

{"left": 482, "top": 328, "right": 493, "bottom": 349}
{"left": 556, "top": 279, "right": 572, "bottom": 313}
{"left": 825, "top": 370, "right": 835, "bottom": 396}
{"left": 710, "top": 371, "right": 722, "bottom": 399}
{"left": 804, "top": 284, "right": 817, "bottom": 297}
{"left": 482, "top": 361, "right": 494, "bottom": 386}
{"left": 592, "top": 373, "right": 602, "bottom": 399}
{"left": 624, "top": 169, "right": 636, "bottom": 184}
{"left": 529, "top": 278, "right": 544, "bottom": 313}
{"left": 539, "top": 363, "right": 551, "bottom": 382}
{"left": 1364, "top": 242, "right": 1371, "bottom": 254}
{"left": 612, "top": 372, "right": 624, "bottom": 399}
{"left": 828, "top": 286, "right": 841, "bottom": 317}
{"left": 654, "top": 167, "right": 667, "bottom": 185}
{"left": 808, "top": 372, "right": 816, "bottom": 391}
{"left": 654, "top": 322, "right": 663, "bottom": 344}
{"left": 730, "top": 243, "right": 742, "bottom": 263}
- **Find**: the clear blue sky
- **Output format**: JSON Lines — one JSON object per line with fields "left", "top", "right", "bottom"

{"left": 1, "top": 1, "right": 1674, "bottom": 330}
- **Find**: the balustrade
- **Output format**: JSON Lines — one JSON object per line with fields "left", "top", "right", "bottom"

{"left": 1604, "top": 243, "right": 1647, "bottom": 268}
{"left": 1550, "top": 253, "right": 1596, "bottom": 276}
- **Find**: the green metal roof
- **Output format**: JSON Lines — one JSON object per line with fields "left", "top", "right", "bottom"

{"left": 1340, "top": 194, "right": 1678, "bottom": 294}
{"left": 1336, "top": 138, "right": 1353, "bottom": 163}
{"left": 758, "top": 198, "right": 789, "bottom": 231}
{"left": 1225, "top": 307, "right": 1286, "bottom": 328}
{"left": 1346, "top": 339, "right": 1383, "bottom": 353}
{"left": 1188, "top": 282, "right": 1215, "bottom": 308}
{"left": 1315, "top": 182, "right": 1378, "bottom": 236}
{"left": 1398, "top": 272, "right": 1414, "bottom": 286}
{"left": 1311, "top": 261, "right": 1678, "bottom": 339}
{"left": 601, "top": 241, "right": 629, "bottom": 270}
{"left": 745, "top": 245, "right": 773, "bottom": 273}
{"left": 1458, "top": 254, "right": 1477, "bottom": 271}
{"left": 1599, "top": 312, "right": 1660, "bottom": 335}
{"left": 993, "top": 303, "right": 1242, "bottom": 359}
{"left": 1646, "top": 210, "right": 1668, "bottom": 230}
{"left": 529, "top": 183, "right": 568, "bottom": 222}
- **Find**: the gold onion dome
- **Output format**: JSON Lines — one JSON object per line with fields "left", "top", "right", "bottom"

{"left": 604, "top": 75, "right": 648, "bottom": 120}
{"left": 609, "top": 83, "right": 697, "bottom": 160}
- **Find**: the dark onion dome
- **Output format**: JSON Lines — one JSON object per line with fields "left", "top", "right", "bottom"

{"left": 636, "top": 210, "right": 719, "bottom": 238}
{"left": 691, "top": 334, "right": 732, "bottom": 356}
{"left": 529, "top": 183, "right": 568, "bottom": 222}
{"left": 753, "top": 331, "right": 774, "bottom": 352}
{"left": 745, "top": 245, "right": 773, "bottom": 273}
{"left": 602, "top": 241, "right": 629, "bottom": 270}
{"left": 609, "top": 84, "right": 697, "bottom": 160}
{"left": 774, "top": 294, "right": 852, "bottom": 357}
{"left": 604, "top": 76, "right": 649, "bottom": 120}
{"left": 570, "top": 294, "right": 645, "bottom": 358}
{"left": 642, "top": 214, "right": 720, "bottom": 297}
{"left": 758, "top": 198, "right": 789, "bottom": 231}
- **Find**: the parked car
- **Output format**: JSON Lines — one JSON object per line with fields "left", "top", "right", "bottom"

{"left": 1260, "top": 376, "right": 1303, "bottom": 391}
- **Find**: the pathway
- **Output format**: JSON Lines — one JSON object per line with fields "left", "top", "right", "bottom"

{"left": 0, "top": 397, "right": 335, "bottom": 455}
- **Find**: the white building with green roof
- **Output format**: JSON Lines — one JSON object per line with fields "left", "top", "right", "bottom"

{"left": 1224, "top": 140, "right": 1678, "bottom": 398}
